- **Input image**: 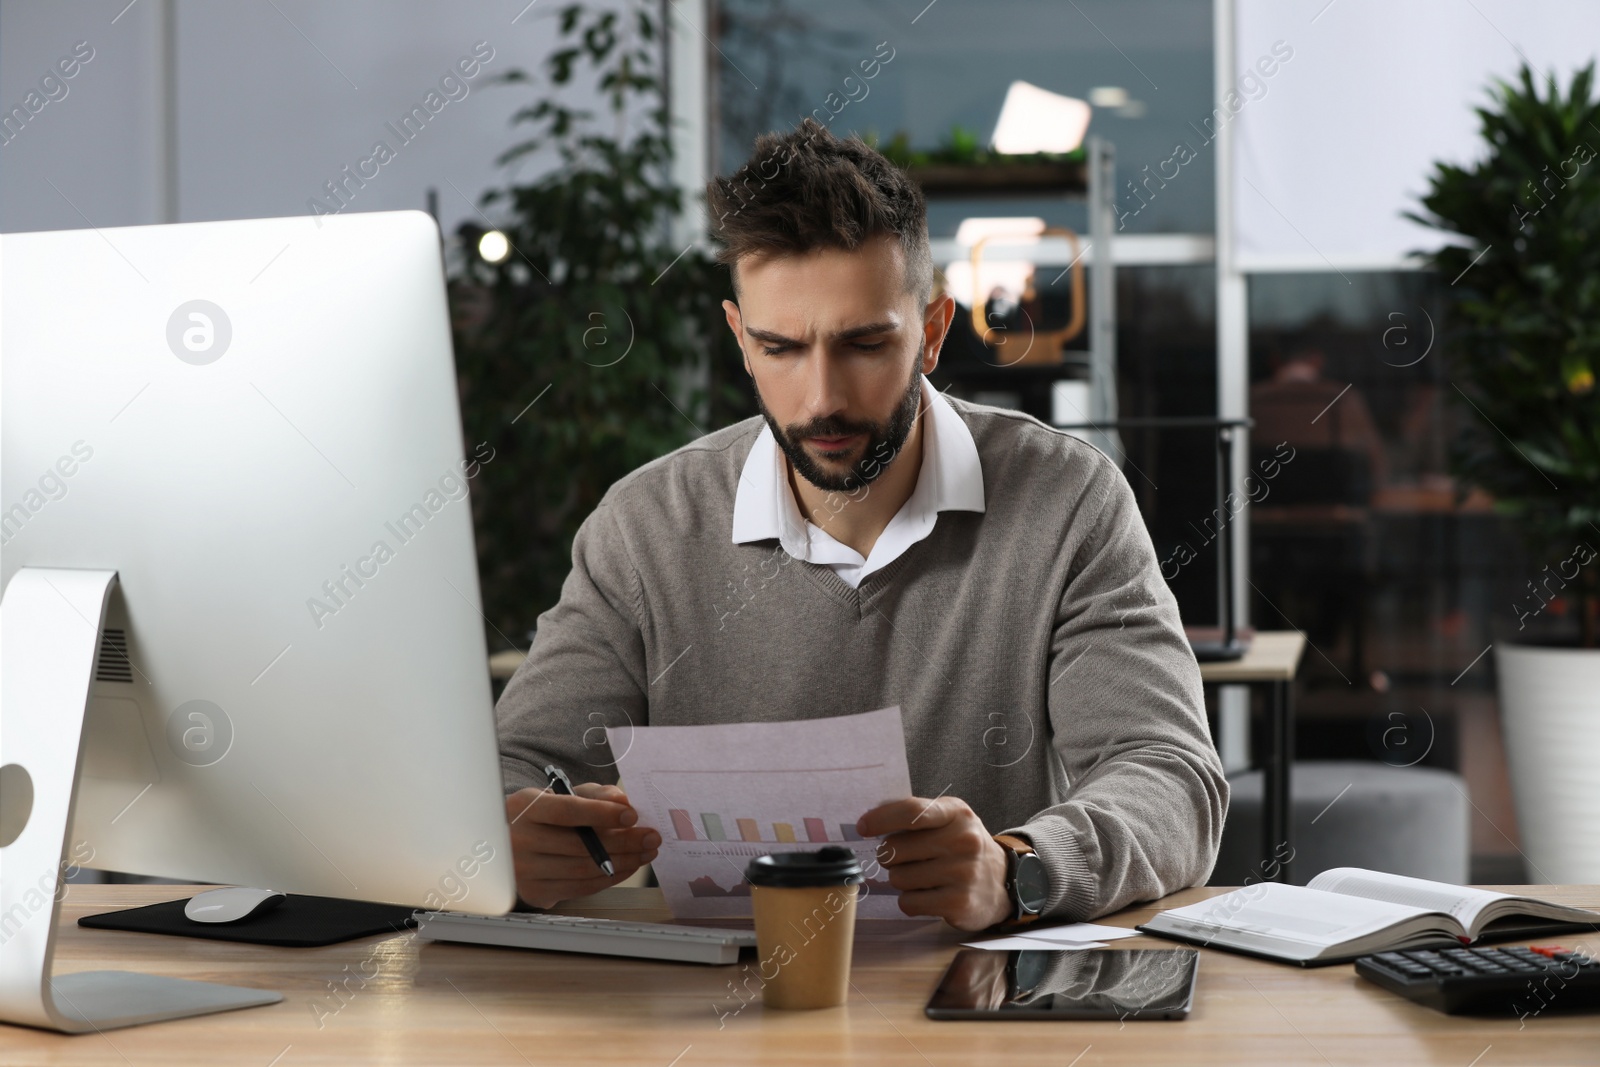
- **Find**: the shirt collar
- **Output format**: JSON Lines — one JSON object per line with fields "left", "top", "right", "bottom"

{"left": 731, "top": 374, "right": 985, "bottom": 547}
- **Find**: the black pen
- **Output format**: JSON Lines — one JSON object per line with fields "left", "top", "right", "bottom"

{"left": 543, "top": 764, "right": 615, "bottom": 876}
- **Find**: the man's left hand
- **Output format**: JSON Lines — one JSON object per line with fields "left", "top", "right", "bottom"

{"left": 856, "top": 796, "right": 1013, "bottom": 932}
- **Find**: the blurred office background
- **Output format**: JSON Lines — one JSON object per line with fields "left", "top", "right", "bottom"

{"left": 6, "top": 0, "right": 1597, "bottom": 887}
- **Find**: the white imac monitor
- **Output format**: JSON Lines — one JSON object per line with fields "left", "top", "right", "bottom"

{"left": 0, "top": 210, "right": 517, "bottom": 1031}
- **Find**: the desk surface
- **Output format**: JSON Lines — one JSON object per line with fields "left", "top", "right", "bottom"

{"left": 1197, "top": 630, "right": 1306, "bottom": 684}
{"left": 4, "top": 883, "right": 1596, "bottom": 1065}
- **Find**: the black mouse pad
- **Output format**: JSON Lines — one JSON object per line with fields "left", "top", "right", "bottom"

{"left": 79, "top": 894, "right": 418, "bottom": 947}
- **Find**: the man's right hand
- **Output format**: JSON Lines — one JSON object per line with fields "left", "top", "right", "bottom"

{"left": 504, "top": 782, "right": 660, "bottom": 910}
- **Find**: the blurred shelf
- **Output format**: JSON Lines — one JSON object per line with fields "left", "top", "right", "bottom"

{"left": 906, "top": 161, "right": 1086, "bottom": 196}
{"left": 928, "top": 233, "right": 1216, "bottom": 267}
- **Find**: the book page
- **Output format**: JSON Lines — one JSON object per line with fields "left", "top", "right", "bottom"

{"left": 1307, "top": 868, "right": 1504, "bottom": 929}
{"left": 1154, "top": 883, "right": 1443, "bottom": 948}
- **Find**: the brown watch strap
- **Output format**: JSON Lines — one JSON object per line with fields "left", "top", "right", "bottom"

{"left": 994, "top": 833, "right": 1035, "bottom": 855}
{"left": 994, "top": 834, "right": 1041, "bottom": 924}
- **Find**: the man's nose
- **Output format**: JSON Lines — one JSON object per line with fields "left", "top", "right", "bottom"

{"left": 801, "top": 351, "right": 851, "bottom": 422}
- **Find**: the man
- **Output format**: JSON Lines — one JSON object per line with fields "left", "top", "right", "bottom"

{"left": 497, "top": 117, "right": 1227, "bottom": 931}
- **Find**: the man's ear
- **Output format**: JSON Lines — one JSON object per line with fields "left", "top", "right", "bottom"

{"left": 921, "top": 292, "right": 955, "bottom": 375}
{"left": 722, "top": 299, "right": 751, "bottom": 377}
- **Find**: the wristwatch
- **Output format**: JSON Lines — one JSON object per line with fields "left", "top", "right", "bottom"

{"left": 994, "top": 833, "right": 1049, "bottom": 924}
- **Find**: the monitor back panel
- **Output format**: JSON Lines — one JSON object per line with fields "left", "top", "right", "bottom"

{"left": 1, "top": 211, "right": 516, "bottom": 913}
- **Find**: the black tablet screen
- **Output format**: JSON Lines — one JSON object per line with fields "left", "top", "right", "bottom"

{"left": 925, "top": 948, "right": 1199, "bottom": 1020}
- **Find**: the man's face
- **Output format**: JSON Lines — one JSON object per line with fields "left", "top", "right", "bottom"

{"left": 723, "top": 235, "right": 950, "bottom": 494}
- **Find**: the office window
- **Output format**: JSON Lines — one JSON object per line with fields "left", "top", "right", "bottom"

{"left": 1248, "top": 270, "right": 1528, "bottom": 878}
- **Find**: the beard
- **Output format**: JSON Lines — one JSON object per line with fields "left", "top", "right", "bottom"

{"left": 754, "top": 360, "right": 925, "bottom": 494}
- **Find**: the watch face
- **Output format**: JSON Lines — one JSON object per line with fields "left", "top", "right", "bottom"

{"left": 1015, "top": 852, "right": 1049, "bottom": 913}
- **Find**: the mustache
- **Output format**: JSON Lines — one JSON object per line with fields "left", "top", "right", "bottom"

{"left": 794, "top": 424, "right": 872, "bottom": 439}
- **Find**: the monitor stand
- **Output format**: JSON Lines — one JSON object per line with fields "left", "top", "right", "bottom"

{"left": 0, "top": 567, "right": 281, "bottom": 1033}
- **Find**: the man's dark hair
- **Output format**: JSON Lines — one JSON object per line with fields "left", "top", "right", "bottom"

{"left": 707, "top": 116, "right": 933, "bottom": 308}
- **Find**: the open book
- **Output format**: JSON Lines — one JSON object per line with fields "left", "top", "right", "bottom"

{"left": 1137, "top": 868, "right": 1600, "bottom": 966}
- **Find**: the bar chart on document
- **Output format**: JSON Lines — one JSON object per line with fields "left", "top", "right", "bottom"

{"left": 608, "top": 707, "right": 915, "bottom": 919}
{"left": 655, "top": 768, "right": 892, "bottom": 899}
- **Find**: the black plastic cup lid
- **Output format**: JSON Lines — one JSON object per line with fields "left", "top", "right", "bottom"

{"left": 745, "top": 847, "right": 865, "bottom": 888}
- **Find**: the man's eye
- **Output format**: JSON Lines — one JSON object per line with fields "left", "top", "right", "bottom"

{"left": 853, "top": 342, "right": 886, "bottom": 352}
{"left": 760, "top": 344, "right": 792, "bottom": 356}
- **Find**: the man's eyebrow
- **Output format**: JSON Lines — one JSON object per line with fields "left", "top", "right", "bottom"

{"left": 743, "top": 320, "right": 901, "bottom": 345}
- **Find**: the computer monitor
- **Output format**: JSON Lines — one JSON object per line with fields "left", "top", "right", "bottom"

{"left": 0, "top": 210, "right": 517, "bottom": 1031}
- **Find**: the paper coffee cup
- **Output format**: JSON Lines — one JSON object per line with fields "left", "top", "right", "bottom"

{"left": 745, "top": 847, "right": 864, "bottom": 1010}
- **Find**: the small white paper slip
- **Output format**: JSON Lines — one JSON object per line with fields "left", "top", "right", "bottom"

{"left": 962, "top": 936, "right": 1109, "bottom": 951}
{"left": 1008, "top": 922, "right": 1140, "bottom": 944}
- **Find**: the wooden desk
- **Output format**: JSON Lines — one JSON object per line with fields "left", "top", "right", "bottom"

{"left": 1197, "top": 631, "right": 1305, "bottom": 686}
{"left": 5, "top": 883, "right": 1595, "bottom": 1065}
{"left": 488, "top": 648, "right": 526, "bottom": 681}
{"left": 1199, "top": 631, "right": 1307, "bottom": 883}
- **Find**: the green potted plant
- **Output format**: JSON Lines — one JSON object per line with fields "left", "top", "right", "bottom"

{"left": 865, "top": 124, "right": 1087, "bottom": 195}
{"left": 1410, "top": 62, "right": 1600, "bottom": 882}
{"left": 449, "top": 3, "right": 748, "bottom": 645}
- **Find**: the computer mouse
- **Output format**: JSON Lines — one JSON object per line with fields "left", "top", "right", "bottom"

{"left": 183, "top": 886, "right": 287, "bottom": 924}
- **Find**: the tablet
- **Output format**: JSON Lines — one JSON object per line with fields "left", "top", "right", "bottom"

{"left": 925, "top": 948, "right": 1199, "bottom": 1021}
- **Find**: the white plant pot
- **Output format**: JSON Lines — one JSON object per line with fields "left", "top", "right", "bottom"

{"left": 1496, "top": 644, "right": 1600, "bottom": 884}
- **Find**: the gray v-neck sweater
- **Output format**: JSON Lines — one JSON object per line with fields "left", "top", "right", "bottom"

{"left": 496, "top": 396, "right": 1228, "bottom": 921}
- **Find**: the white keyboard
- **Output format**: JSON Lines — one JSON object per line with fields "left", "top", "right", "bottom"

{"left": 412, "top": 909, "right": 758, "bottom": 965}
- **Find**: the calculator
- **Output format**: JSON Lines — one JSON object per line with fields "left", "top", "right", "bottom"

{"left": 1354, "top": 945, "right": 1600, "bottom": 1015}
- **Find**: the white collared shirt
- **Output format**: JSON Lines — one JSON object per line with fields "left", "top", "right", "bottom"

{"left": 730, "top": 375, "right": 986, "bottom": 588}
